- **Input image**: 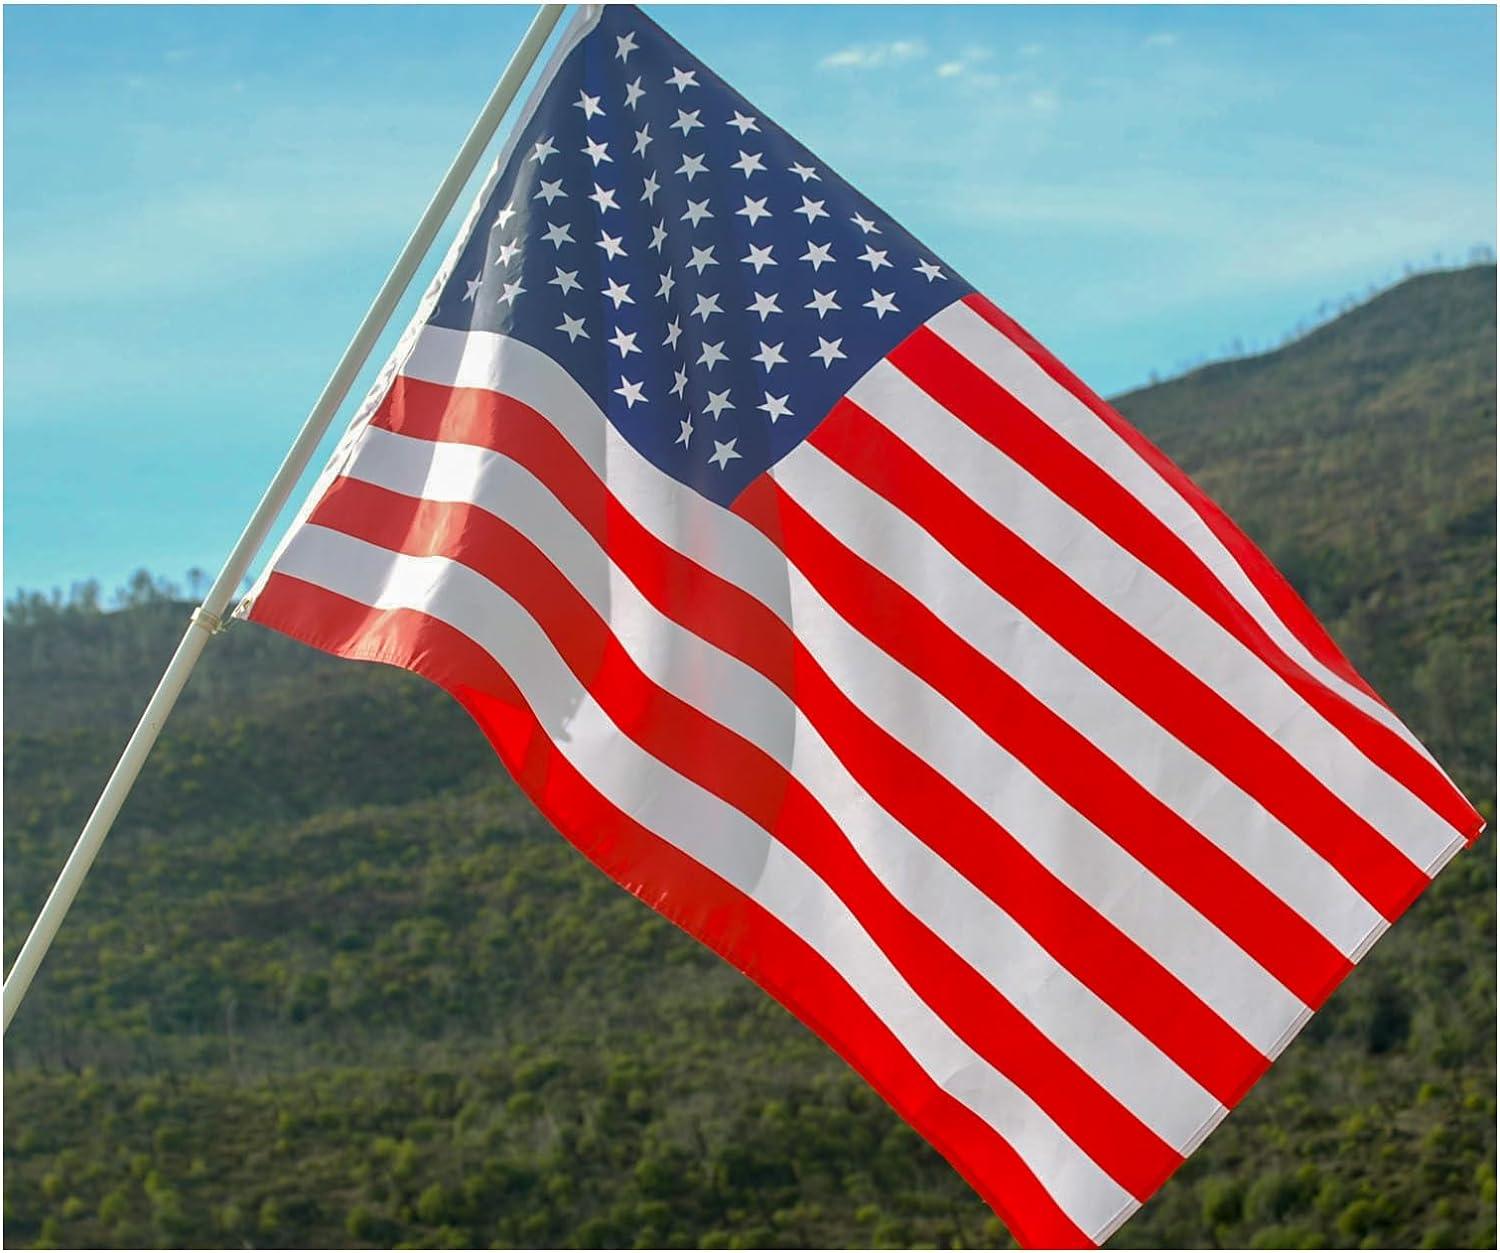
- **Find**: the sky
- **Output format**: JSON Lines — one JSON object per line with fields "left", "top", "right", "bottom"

{"left": 4, "top": 3, "right": 1495, "bottom": 599}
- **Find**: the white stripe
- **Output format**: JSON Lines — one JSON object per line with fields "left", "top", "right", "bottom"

{"left": 271, "top": 522, "right": 1137, "bottom": 1242}
{"left": 341, "top": 423, "right": 1225, "bottom": 1149}
{"left": 774, "top": 432, "right": 1383, "bottom": 958}
{"left": 929, "top": 301, "right": 1458, "bottom": 819}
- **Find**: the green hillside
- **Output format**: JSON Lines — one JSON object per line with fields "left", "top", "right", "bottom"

{"left": 4, "top": 265, "right": 1495, "bottom": 1250}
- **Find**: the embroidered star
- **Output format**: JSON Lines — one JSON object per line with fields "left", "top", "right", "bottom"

{"left": 633, "top": 124, "right": 652, "bottom": 156}
{"left": 597, "top": 232, "right": 628, "bottom": 260}
{"left": 663, "top": 317, "right": 683, "bottom": 348}
{"left": 752, "top": 341, "right": 787, "bottom": 371}
{"left": 649, "top": 220, "right": 669, "bottom": 252}
{"left": 676, "top": 152, "right": 709, "bottom": 182}
{"left": 656, "top": 268, "right": 676, "bottom": 300}
{"left": 574, "top": 90, "right": 604, "bottom": 120}
{"left": 864, "top": 289, "right": 899, "bottom": 318}
{"left": 589, "top": 183, "right": 620, "bottom": 213}
{"left": 641, "top": 170, "right": 661, "bottom": 204}
{"left": 493, "top": 202, "right": 517, "bottom": 228}
{"left": 494, "top": 239, "right": 521, "bottom": 265}
{"left": 742, "top": 243, "right": 776, "bottom": 273}
{"left": 806, "top": 289, "right": 841, "bottom": 318}
{"left": 686, "top": 244, "right": 717, "bottom": 274}
{"left": 675, "top": 416, "right": 694, "bottom": 448}
{"left": 602, "top": 277, "right": 634, "bottom": 308}
{"left": 858, "top": 244, "right": 891, "bottom": 271}
{"left": 728, "top": 110, "right": 759, "bottom": 134}
{"left": 800, "top": 241, "right": 835, "bottom": 271}
{"left": 747, "top": 291, "right": 782, "bottom": 321}
{"left": 666, "top": 66, "right": 699, "bottom": 92}
{"left": 681, "top": 198, "right": 714, "bottom": 227}
{"left": 548, "top": 266, "right": 581, "bottom": 295}
{"left": 811, "top": 336, "right": 847, "bottom": 367}
{"left": 692, "top": 291, "right": 723, "bottom": 322}
{"left": 704, "top": 389, "right": 735, "bottom": 419}
{"left": 670, "top": 367, "right": 689, "bottom": 398}
{"left": 709, "top": 438, "right": 741, "bottom": 469}
{"left": 462, "top": 275, "right": 482, "bottom": 302}
{"left": 795, "top": 196, "right": 828, "bottom": 222}
{"left": 788, "top": 161, "right": 821, "bottom": 182}
{"left": 758, "top": 392, "right": 793, "bottom": 422}
{"left": 731, "top": 150, "right": 766, "bottom": 177}
{"left": 737, "top": 195, "right": 771, "bottom": 226}
{"left": 534, "top": 179, "right": 566, "bottom": 205}
{"left": 582, "top": 136, "right": 612, "bottom": 167}
{"left": 608, "top": 327, "right": 641, "bottom": 358}
{"left": 851, "top": 212, "right": 881, "bottom": 235}
{"left": 671, "top": 108, "right": 703, "bottom": 135}
{"left": 697, "top": 340, "right": 728, "bottom": 370}
{"left": 615, "top": 376, "right": 647, "bottom": 408}
{"left": 615, "top": 31, "right": 638, "bottom": 61}
{"left": 496, "top": 279, "right": 525, "bottom": 306}
{"left": 531, "top": 136, "right": 558, "bottom": 164}
{"left": 556, "top": 313, "right": 588, "bottom": 342}
{"left": 624, "top": 76, "right": 646, "bottom": 109}
{"left": 915, "top": 258, "right": 945, "bottom": 281}
{"left": 542, "top": 221, "right": 574, "bottom": 248}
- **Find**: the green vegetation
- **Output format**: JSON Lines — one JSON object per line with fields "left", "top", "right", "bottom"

{"left": 4, "top": 265, "right": 1495, "bottom": 1248}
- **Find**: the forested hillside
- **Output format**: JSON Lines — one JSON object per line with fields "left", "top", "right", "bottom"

{"left": 4, "top": 265, "right": 1495, "bottom": 1250}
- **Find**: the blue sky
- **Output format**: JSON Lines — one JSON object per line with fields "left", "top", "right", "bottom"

{"left": 4, "top": 4, "right": 1494, "bottom": 599}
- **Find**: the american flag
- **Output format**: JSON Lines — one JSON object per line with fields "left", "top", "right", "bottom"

{"left": 240, "top": 7, "right": 1483, "bottom": 1245}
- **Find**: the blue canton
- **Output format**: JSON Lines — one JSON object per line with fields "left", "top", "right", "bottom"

{"left": 428, "top": 5, "right": 973, "bottom": 506}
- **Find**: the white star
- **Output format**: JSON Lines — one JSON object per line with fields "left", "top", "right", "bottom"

{"left": 752, "top": 341, "right": 787, "bottom": 371}
{"left": 671, "top": 108, "right": 703, "bottom": 135}
{"left": 728, "top": 111, "right": 759, "bottom": 134}
{"left": 633, "top": 124, "right": 652, "bottom": 156}
{"left": 615, "top": 376, "right": 647, "bottom": 408}
{"left": 681, "top": 198, "right": 714, "bottom": 227}
{"left": 811, "top": 336, "right": 847, "bottom": 367}
{"left": 800, "top": 241, "right": 835, "bottom": 271}
{"left": 731, "top": 150, "right": 766, "bottom": 177}
{"left": 676, "top": 152, "right": 709, "bottom": 182}
{"left": 574, "top": 90, "right": 604, "bottom": 120}
{"left": 692, "top": 291, "right": 723, "bottom": 322}
{"left": 656, "top": 268, "right": 676, "bottom": 300}
{"left": 582, "top": 136, "right": 612, "bottom": 167}
{"left": 615, "top": 31, "right": 638, "bottom": 61}
{"left": 737, "top": 195, "right": 771, "bottom": 226}
{"left": 795, "top": 196, "right": 828, "bottom": 222}
{"left": 747, "top": 290, "right": 782, "bottom": 321}
{"left": 851, "top": 212, "right": 881, "bottom": 235}
{"left": 686, "top": 244, "right": 717, "bottom": 274}
{"left": 624, "top": 76, "right": 646, "bottom": 109}
{"left": 675, "top": 417, "right": 694, "bottom": 448}
{"left": 602, "top": 277, "right": 634, "bottom": 308}
{"left": 556, "top": 313, "right": 588, "bottom": 342}
{"left": 697, "top": 340, "right": 728, "bottom": 369}
{"left": 806, "top": 289, "right": 841, "bottom": 318}
{"left": 534, "top": 179, "right": 567, "bottom": 205}
{"left": 915, "top": 258, "right": 945, "bottom": 282}
{"left": 670, "top": 367, "right": 689, "bottom": 398}
{"left": 663, "top": 317, "right": 683, "bottom": 348}
{"left": 494, "top": 239, "right": 521, "bottom": 265}
{"left": 608, "top": 327, "right": 641, "bottom": 358}
{"left": 864, "top": 289, "right": 899, "bottom": 319}
{"left": 858, "top": 244, "right": 891, "bottom": 271}
{"left": 462, "top": 274, "right": 482, "bottom": 302}
{"left": 649, "top": 220, "right": 669, "bottom": 252}
{"left": 666, "top": 66, "right": 699, "bottom": 92}
{"left": 497, "top": 279, "right": 525, "bottom": 306}
{"left": 597, "top": 232, "right": 628, "bottom": 260}
{"left": 709, "top": 438, "right": 741, "bottom": 469}
{"left": 589, "top": 183, "right": 620, "bottom": 213}
{"left": 493, "top": 202, "right": 517, "bottom": 229}
{"left": 742, "top": 243, "right": 776, "bottom": 273}
{"left": 788, "top": 161, "right": 821, "bottom": 182}
{"left": 542, "top": 221, "right": 574, "bottom": 248}
{"left": 641, "top": 170, "right": 661, "bottom": 204}
{"left": 531, "top": 136, "right": 558, "bottom": 164}
{"left": 704, "top": 389, "right": 735, "bottom": 420}
{"left": 758, "top": 392, "right": 793, "bottom": 422}
{"left": 549, "top": 266, "right": 581, "bottom": 295}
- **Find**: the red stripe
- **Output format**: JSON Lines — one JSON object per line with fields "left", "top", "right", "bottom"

{"left": 894, "top": 316, "right": 1481, "bottom": 844}
{"left": 369, "top": 375, "right": 1268, "bottom": 1104}
{"left": 306, "top": 474, "right": 1182, "bottom": 1199}
{"left": 248, "top": 573, "right": 1095, "bottom": 1249}
{"left": 808, "top": 398, "right": 1422, "bottom": 926}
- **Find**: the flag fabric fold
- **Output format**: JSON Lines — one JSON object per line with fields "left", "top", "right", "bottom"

{"left": 239, "top": 6, "right": 1483, "bottom": 1245}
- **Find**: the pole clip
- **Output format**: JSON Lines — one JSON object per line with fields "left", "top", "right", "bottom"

{"left": 189, "top": 606, "right": 226, "bottom": 635}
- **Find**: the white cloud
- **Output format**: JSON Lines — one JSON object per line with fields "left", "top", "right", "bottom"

{"left": 819, "top": 39, "right": 927, "bottom": 71}
{"left": 934, "top": 45, "right": 993, "bottom": 80}
{"left": 1018, "top": 42, "right": 1045, "bottom": 59}
{"left": 1028, "top": 88, "right": 1061, "bottom": 114}
{"left": 1143, "top": 32, "right": 1180, "bottom": 49}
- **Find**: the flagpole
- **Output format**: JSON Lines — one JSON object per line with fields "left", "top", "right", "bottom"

{"left": 2, "top": 1, "right": 568, "bottom": 1034}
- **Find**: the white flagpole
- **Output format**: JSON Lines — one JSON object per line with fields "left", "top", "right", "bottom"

{"left": 2, "top": 2, "right": 568, "bottom": 1033}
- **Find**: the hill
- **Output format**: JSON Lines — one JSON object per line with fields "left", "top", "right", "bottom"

{"left": 4, "top": 265, "right": 1495, "bottom": 1250}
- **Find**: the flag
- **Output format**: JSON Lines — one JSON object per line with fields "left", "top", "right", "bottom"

{"left": 238, "top": 7, "right": 1483, "bottom": 1245}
